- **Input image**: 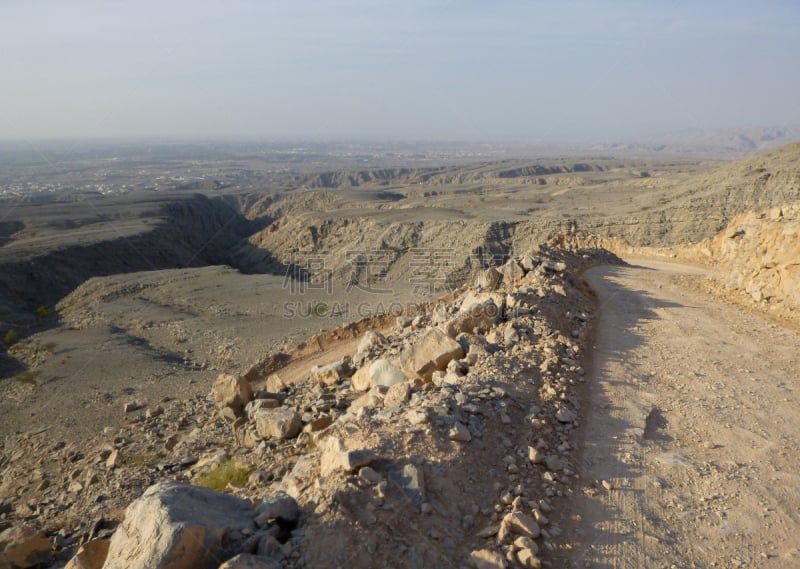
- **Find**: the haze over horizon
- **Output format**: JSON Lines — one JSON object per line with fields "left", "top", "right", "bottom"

{"left": 4, "top": 1, "right": 800, "bottom": 143}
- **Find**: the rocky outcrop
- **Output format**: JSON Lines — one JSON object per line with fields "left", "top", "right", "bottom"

{"left": 294, "top": 168, "right": 423, "bottom": 188}
{"left": 289, "top": 161, "right": 614, "bottom": 190}
{"left": 707, "top": 203, "right": 800, "bottom": 311}
{"left": 497, "top": 163, "right": 606, "bottom": 178}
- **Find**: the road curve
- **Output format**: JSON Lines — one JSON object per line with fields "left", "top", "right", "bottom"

{"left": 559, "top": 259, "right": 800, "bottom": 568}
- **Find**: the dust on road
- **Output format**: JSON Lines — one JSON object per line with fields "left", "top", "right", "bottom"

{"left": 561, "top": 259, "right": 800, "bottom": 568}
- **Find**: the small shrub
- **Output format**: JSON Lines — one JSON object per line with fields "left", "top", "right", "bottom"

{"left": 194, "top": 459, "right": 254, "bottom": 492}
{"left": 34, "top": 305, "right": 51, "bottom": 319}
{"left": 40, "top": 342, "right": 58, "bottom": 353}
{"left": 311, "top": 301, "right": 329, "bottom": 317}
{"left": 120, "top": 453, "right": 160, "bottom": 468}
{"left": 13, "top": 370, "right": 40, "bottom": 385}
{"left": 3, "top": 329, "right": 17, "bottom": 346}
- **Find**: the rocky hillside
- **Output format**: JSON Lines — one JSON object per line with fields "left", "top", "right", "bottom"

{"left": 658, "top": 142, "right": 800, "bottom": 230}
{"left": 0, "top": 194, "right": 252, "bottom": 342}
{"left": 233, "top": 144, "right": 800, "bottom": 286}
{"left": 0, "top": 240, "right": 620, "bottom": 569}
{"left": 6, "top": 144, "right": 794, "bottom": 342}
{"left": 291, "top": 162, "right": 609, "bottom": 189}
{"left": 705, "top": 203, "right": 800, "bottom": 312}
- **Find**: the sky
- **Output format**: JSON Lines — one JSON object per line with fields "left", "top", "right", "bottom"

{"left": 2, "top": 0, "right": 800, "bottom": 142}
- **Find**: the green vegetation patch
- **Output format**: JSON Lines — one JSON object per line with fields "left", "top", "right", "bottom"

{"left": 3, "top": 329, "right": 18, "bottom": 346}
{"left": 12, "top": 370, "right": 41, "bottom": 385}
{"left": 120, "top": 453, "right": 161, "bottom": 468}
{"left": 34, "top": 305, "right": 51, "bottom": 319}
{"left": 194, "top": 459, "right": 254, "bottom": 492}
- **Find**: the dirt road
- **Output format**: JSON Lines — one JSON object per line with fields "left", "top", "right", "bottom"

{"left": 561, "top": 260, "right": 800, "bottom": 568}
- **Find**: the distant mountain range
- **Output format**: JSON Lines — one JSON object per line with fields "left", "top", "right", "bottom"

{"left": 592, "top": 125, "right": 800, "bottom": 158}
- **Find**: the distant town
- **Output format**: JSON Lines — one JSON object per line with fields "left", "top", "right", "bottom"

{"left": 0, "top": 141, "right": 529, "bottom": 200}
{"left": 3, "top": 127, "right": 798, "bottom": 201}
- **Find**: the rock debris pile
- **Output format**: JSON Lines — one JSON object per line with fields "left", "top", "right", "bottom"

{"left": 1, "top": 241, "right": 621, "bottom": 569}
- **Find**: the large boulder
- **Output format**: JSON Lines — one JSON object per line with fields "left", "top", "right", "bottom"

{"left": 254, "top": 491, "right": 300, "bottom": 526}
{"left": 502, "top": 512, "right": 540, "bottom": 539}
{"left": 310, "top": 358, "right": 354, "bottom": 387}
{"left": 469, "top": 549, "right": 507, "bottom": 569}
{"left": 383, "top": 382, "right": 410, "bottom": 407}
{"left": 320, "top": 436, "right": 376, "bottom": 476}
{"left": 478, "top": 267, "right": 503, "bottom": 290}
{"left": 0, "top": 525, "right": 52, "bottom": 569}
{"left": 351, "top": 358, "right": 408, "bottom": 391}
{"left": 349, "top": 390, "right": 384, "bottom": 410}
{"left": 254, "top": 408, "right": 302, "bottom": 440}
{"left": 520, "top": 255, "right": 539, "bottom": 271}
{"left": 442, "top": 295, "right": 501, "bottom": 337}
{"left": 280, "top": 454, "right": 318, "bottom": 500}
{"left": 101, "top": 482, "right": 255, "bottom": 569}
{"left": 458, "top": 291, "right": 506, "bottom": 315}
{"left": 356, "top": 330, "right": 386, "bottom": 355}
{"left": 245, "top": 398, "right": 280, "bottom": 420}
{"left": 399, "top": 328, "right": 465, "bottom": 381}
{"left": 265, "top": 374, "right": 286, "bottom": 393}
{"left": 212, "top": 373, "right": 253, "bottom": 418}
{"left": 499, "top": 259, "right": 525, "bottom": 282}
{"left": 542, "top": 259, "right": 567, "bottom": 273}
{"left": 309, "top": 365, "right": 340, "bottom": 387}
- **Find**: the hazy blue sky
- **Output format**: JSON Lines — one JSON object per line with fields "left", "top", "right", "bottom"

{"left": 3, "top": 0, "right": 800, "bottom": 141}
